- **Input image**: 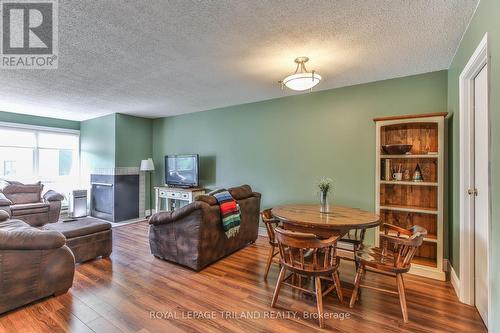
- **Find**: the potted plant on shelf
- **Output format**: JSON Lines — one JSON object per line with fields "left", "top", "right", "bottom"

{"left": 318, "top": 177, "right": 333, "bottom": 213}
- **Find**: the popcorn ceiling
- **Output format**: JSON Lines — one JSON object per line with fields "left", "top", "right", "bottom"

{"left": 0, "top": 0, "right": 478, "bottom": 121}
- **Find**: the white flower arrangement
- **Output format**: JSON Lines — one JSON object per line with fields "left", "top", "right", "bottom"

{"left": 318, "top": 177, "right": 333, "bottom": 194}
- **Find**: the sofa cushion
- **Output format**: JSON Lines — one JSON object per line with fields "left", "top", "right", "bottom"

{"left": 43, "top": 219, "right": 111, "bottom": 239}
{"left": 0, "top": 219, "right": 66, "bottom": 250}
{"left": 196, "top": 185, "right": 254, "bottom": 206}
{"left": 1, "top": 181, "right": 43, "bottom": 194}
{"left": 0, "top": 210, "right": 9, "bottom": 222}
{"left": 0, "top": 193, "right": 12, "bottom": 206}
{"left": 228, "top": 184, "right": 253, "bottom": 200}
{"left": 196, "top": 194, "right": 218, "bottom": 206}
{"left": 0, "top": 219, "right": 28, "bottom": 231}
{"left": 10, "top": 202, "right": 50, "bottom": 216}
{"left": 1, "top": 181, "right": 43, "bottom": 204}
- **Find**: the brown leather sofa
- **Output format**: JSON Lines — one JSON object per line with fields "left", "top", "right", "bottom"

{"left": 0, "top": 210, "right": 75, "bottom": 314}
{"left": 0, "top": 180, "right": 64, "bottom": 226}
{"left": 149, "top": 184, "right": 261, "bottom": 270}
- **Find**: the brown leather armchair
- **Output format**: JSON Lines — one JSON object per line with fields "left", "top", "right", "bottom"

{"left": 149, "top": 185, "right": 261, "bottom": 270}
{"left": 0, "top": 211, "right": 75, "bottom": 314}
{"left": 0, "top": 180, "right": 64, "bottom": 226}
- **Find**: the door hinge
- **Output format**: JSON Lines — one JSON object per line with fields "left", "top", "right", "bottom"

{"left": 467, "top": 188, "right": 478, "bottom": 196}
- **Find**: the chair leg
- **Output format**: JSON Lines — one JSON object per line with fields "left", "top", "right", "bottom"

{"left": 396, "top": 273, "right": 409, "bottom": 323}
{"left": 314, "top": 276, "right": 325, "bottom": 329}
{"left": 332, "top": 271, "right": 343, "bottom": 304}
{"left": 271, "top": 267, "right": 286, "bottom": 308}
{"left": 349, "top": 266, "right": 364, "bottom": 308}
{"left": 353, "top": 247, "right": 359, "bottom": 271}
{"left": 264, "top": 245, "right": 275, "bottom": 280}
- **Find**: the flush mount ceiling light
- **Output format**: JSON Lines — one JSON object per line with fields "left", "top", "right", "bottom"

{"left": 279, "top": 57, "right": 322, "bottom": 91}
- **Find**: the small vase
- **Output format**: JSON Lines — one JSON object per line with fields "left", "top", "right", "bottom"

{"left": 319, "top": 191, "right": 332, "bottom": 213}
{"left": 413, "top": 163, "right": 423, "bottom": 182}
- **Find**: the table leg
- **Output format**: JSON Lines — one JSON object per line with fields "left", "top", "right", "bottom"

{"left": 154, "top": 188, "right": 160, "bottom": 214}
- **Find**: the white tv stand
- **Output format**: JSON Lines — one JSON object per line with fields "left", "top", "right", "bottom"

{"left": 154, "top": 186, "right": 206, "bottom": 213}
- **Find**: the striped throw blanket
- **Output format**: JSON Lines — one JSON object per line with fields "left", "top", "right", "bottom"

{"left": 213, "top": 190, "right": 241, "bottom": 238}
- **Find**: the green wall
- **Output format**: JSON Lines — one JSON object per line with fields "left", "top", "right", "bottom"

{"left": 80, "top": 113, "right": 154, "bottom": 209}
{"left": 115, "top": 114, "right": 153, "bottom": 167}
{"left": 0, "top": 110, "right": 80, "bottom": 130}
{"left": 115, "top": 113, "right": 154, "bottom": 208}
{"left": 152, "top": 70, "right": 448, "bottom": 244}
{"left": 80, "top": 113, "right": 116, "bottom": 172}
{"left": 447, "top": 0, "right": 500, "bottom": 328}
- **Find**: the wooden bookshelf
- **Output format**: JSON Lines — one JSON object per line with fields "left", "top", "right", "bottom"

{"left": 374, "top": 113, "right": 446, "bottom": 281}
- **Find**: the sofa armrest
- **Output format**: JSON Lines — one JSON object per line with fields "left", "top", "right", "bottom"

{"left": 43, "top": 190, "right": 64, "bottom": 202}
{"left": 0, "top": 192, "right": 12, "bottom": 206}
{"left": 149, "top": 201, "right": 206, "bottom": 226}
{"left": 43, "top": 190, "right": 64, "bottom": 223}
{"left": 0, "top": 228, "right": 66, "bottom": 250}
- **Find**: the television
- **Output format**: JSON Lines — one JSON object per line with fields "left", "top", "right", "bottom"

{"left": 165, "top": 154, "right": 199, "bottom": 188}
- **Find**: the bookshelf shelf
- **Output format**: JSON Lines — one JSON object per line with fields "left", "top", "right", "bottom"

{"left": 412, "top": 256, "right": 437, "bottom": 268}
{"left": 379, "top": 204, "right": 438, "bottom": 215}
{"left": 381, "top": 231, "right": 438, "bottom": 243}
{"left": 380, "top": 180, "right": 438, "bottom": 187}
{"left": 375, "top": 113, "right": 446, "bottom": 281}
{"left": 380, "top": 154, "right": 438, "bottom": 159}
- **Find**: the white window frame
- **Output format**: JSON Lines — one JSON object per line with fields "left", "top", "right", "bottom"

{"left": 0, "top": 121, "right": 81, "bottom": 188}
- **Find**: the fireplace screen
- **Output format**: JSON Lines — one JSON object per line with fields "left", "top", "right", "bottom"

{"left": 91, "top": 183, "right": 113, "bottom": 215}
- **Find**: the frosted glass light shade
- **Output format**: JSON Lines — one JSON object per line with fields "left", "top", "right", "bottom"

{"left": 283, "top": 72, "right": 322, "bottom": 91}
{"left": 140, "top": 158, "right": 155, "bottom": 171}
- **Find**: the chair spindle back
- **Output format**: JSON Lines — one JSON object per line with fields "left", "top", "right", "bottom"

{"left": 261, "top": 209, "right": 281, "bottom": 245}
{"left": 342, "top": 228, "right": 366, "bottom": 247}
{"left": 381, "top": 223, "right": 427, "bottom": 268}
{"left": 274, "top": 227, "right": 339, "bottom": 274}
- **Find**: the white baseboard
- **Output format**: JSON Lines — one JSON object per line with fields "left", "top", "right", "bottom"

{"left": 258, "top": 226, "right": 268, "bottom": 237}
{"left": 449, "top": 262, "right": 460, "bottom": 300}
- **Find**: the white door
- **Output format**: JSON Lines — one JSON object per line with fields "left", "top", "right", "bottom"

{"left": 473, "top": 64, "right": 489, "bottom": 326}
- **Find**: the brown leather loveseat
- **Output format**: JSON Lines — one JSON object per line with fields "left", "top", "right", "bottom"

{"left": 0, "top": 211, "right": 75, "bottom": 314}
{"left": 0, "top": 180, "right": 64, "bottom": 226}
{"left": 149, "top": 184, "right": 261, "bottom": 270}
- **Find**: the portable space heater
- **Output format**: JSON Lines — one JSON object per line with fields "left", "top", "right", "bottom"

{"left": 69, "top": 189, "right": 88, "bottom": 218}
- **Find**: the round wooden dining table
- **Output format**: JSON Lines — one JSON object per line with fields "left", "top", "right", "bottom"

{"left": 272, "top": 204, "right": 380, "bottom": 238}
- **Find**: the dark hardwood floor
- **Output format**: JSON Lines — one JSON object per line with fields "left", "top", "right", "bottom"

{"left": 0, "top": 221, "right": 486, "bottom": 333}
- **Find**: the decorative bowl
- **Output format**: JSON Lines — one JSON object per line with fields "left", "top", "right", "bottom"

{"left": 382, "top": 144, "right": 413, "bottom": 155}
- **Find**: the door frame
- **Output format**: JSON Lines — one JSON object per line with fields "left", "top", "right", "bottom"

{"left": 458, "top": 32, "right": 491, "bottom": 328}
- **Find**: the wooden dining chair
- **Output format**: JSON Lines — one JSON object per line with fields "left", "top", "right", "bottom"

{"left": 349, "top": 223, "right": 427, "bottom": 323}
{"left": 271, "top": 227, "right": 343, "bottom": 328}
{"left": 337, "top": 228, "right": 367, "bottom": 267}
{"left": 261, "top": 209, "right": 281, "bottom": 280}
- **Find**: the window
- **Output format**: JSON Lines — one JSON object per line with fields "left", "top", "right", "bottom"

{"left": 0, "top": 124, "right": 80, "bottom": 205}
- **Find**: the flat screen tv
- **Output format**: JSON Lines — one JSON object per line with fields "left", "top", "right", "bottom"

{"left": 165, "top": 154, "right": 199, "bottom": 188}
